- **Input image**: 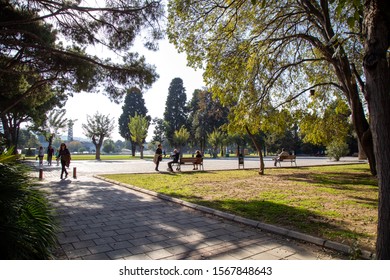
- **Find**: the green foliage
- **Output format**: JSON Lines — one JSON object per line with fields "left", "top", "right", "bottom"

{"left": 82, "top": 112, "right": 115, "bottom": 159}
{"left": 167, "top": 0, "right": 369, "bottom": 165}
{"left": 300, "top": 98, "right": 352, "bottom": 146}
{"left": 128, "top": 113, "right": 149, "bottom": 150}
{"left": 151, "top": 118, "right": 166, "bottom": 145}
{"left": 207, "top": 129, "right": 226, "bottom": 157}
{"left": 1, "top": 1, "right": 163, "bottom": 105}
{"left": 37, "top": 109, "right": 68, "bottom": 146}
{"left": 164, "top": 78, "right": 188, "bottom": 145}
{"left": 67, "top": 141, "right": 83, "bottom": 153}
{"left": 18, "top": 129, "right": 41, "bottom": 150}
{"left": 0, "top": 149, "right": 58, "bottom": 259}
{"left": 82, "top": 112, "right": 115, "bottom": 140}
{"left": 173, "top": 126, "right": 190, "bottom": 149}
{"left": 327, "top": 140, "right": 350, "bottom": 161}
{"left": 0, "top": 70, "right": 66, "bottom": 150}
{"left": 188, "top": 90, "right": 229, "bottom": 152}
{"left": 103, "top": 139, "right": 116, "bottom": 154}
{"left": 118, "top": 87, "right": 149, "bottom": 141}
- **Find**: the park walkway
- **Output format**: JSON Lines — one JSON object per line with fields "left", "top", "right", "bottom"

{"left": 34, "top": 156, "right": 364, "bottom": 260}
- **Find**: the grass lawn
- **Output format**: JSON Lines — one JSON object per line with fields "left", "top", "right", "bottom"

{"left": 102, "top": 164, "right": 378, "bottom": 253}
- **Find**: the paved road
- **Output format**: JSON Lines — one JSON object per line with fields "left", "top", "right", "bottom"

{"left": 32, "top": 156, "right": 365, "bottom": 260}
{"left": 33, "top": 155, "right": 365, "bottom": 176}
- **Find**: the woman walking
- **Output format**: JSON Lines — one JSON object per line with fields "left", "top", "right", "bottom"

{"left": 57, "top": 143, "right": 71, "bottom": 179}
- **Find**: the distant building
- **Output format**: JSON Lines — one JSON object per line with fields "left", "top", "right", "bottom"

{"left": 67, "top": 119, "right": 77, "bottom": 142}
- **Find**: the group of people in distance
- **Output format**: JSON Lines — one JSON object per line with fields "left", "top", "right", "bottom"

{"left": 153, "top": 144, "right": 202, "bottom": 172}
{"left": 36, "top": 143, "right": 71, "bottom": 179}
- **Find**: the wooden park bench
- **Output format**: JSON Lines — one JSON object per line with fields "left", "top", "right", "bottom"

{"left": 275, "top": 155, "right": 297, "bottom": 167}
{"left": 172, "top": 157, "right": 204, "bottom": 171}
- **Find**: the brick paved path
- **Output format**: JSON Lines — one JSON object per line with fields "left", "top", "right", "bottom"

{"left": 35, "top": 161, "right": 348, "bottom": 260}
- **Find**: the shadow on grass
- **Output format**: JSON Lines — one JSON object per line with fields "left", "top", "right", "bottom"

{"left": 277, "top": 170, "right": 377, "bottom": 190}
{"left": 185, "top": 198, "right": 372, "bottom": 246}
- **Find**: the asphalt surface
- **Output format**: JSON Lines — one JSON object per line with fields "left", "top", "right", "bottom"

{"left": 31, "top": 156, "right": 368, "bottom": 260}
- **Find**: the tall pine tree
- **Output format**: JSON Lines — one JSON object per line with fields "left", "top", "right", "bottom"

{"left": 163, "top": 78, "right": 188, "bottom": 146}
{"left": 118, "top": 87, "right": 150, "bottom": 156}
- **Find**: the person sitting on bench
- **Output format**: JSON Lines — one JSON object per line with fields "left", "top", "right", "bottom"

{"left": 274, "top": 148, "right": 289, "bottom": 166}
{"left": 193, "top": 150, "right": 202, "bottom": 170}
{"left": 168, "top": 149, "right": 180, "bottom": 172}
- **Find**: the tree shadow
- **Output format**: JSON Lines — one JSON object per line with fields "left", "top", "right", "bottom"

{"left": 40, "top": 176, "right": 350, "bottom": 260}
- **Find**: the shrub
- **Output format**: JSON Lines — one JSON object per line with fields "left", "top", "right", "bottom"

{"left": 327, "top": 140, "right": 349, "bottom": 161}
{"left": 0, "top": 149, "right": 58, "bottom": 259}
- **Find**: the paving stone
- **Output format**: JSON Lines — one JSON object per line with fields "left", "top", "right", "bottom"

{"left": 127, "top": 245, "right": 153, "bottom": 255}
{"left": 66, "top": 248, "right": 92, "bottom": 259}
{"left": 83, "top": 253, "right": 110, "bottom": 260}
{"left": 79, "top": 233, "right": 100, "bottom": 241}
{"left": 97, "top": 230, "right": 117, "bottom": 238}
{"left": 248, "top": 252, "right": 281, "bottom": 260}
{"left": 146, "top": 249, "right": 174, "bottom": 260}
{"left": 72, "top": 240, "right": 96, "bottom": 249}
{"left": 123, "top": 254, "right": 152, "bottom": 260}
{"left": 58, "top": 235, "right": 80, "bottom": 245}
{"left": 87, "top": 244, "right": 113, "bottom": 254}
{"left": 110, "top": 240, "right": 132, "bottom": 250}
{"left": 129, "top": 237, "right": 153, "bottom": 247}
{"left": 106, "top": 249, "right": 132, "bottom": 259}
{"left": 93, "top": 237, "right": 116, "bottom": 245}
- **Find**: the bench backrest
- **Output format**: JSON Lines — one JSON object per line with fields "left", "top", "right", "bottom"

{"left": 280, "top": 155, "right": 296, "bottom": 160}
{"left": 180, "top": 157, "right": 203, "bottom": 164}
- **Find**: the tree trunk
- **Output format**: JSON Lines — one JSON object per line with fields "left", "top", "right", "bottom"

{"left": 358, "top": 138, "right": 368, "bottom": 160}
{"left": 363, "top": 0, "right": 390, "bottom": 259}
{"left": 1, "top": 115, "right": 21, "bottom": 154}
{"left": 334, "top": 54, "right": 377, "bottom": 175}
{"left": 245, "top": 126, "right": 264, "bottom": 175}
{"left": 140, "top": 143, "right": 144, "bottom": 159}
{"left": 131, "top": 141, "right": 136, "bottom": 157}
{"left": 92, "top": 135, "right": 103, "bottom": 160}
{"left": 305, "top": 0, "right": 377, "bottom": 175}
{"left": 95, "top": 143, "right": 101, "bottom": 160}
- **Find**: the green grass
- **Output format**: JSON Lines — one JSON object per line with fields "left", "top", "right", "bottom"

{"left": 102, "top": 164, "right": 378, "bottom": 253}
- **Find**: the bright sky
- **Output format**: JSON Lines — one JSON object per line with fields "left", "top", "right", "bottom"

{"left": 63, "top": 39, "right": 205, "bottom": 142}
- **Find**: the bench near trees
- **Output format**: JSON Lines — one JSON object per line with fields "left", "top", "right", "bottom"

{"left": 172, "top": 157, "right": 204, "bottom": 171}
{"left": 275, "top": 155, "right": 297, "bottom": 167}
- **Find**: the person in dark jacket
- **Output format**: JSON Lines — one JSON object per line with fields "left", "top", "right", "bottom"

{"left": 167, "top": 149, "right": 180, "bottom": 172}
{"left": 57, "top": 143, "right": 71, "bottom": 179}
{"left": 153, "top": 144, "right": 163, "bottom": 171}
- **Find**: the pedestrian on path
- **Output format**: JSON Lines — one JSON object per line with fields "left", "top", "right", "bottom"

{"left": 57, "top": 143, "right": 71, "bottom": 179}
{"left": 153, "top": 143, "right": 163, "bottom": 171}
{"left": 47, "top": 145, "right": 54, "bottom": 166}
{"left": 37, "top": 146, "right": 44, "bottom": 165}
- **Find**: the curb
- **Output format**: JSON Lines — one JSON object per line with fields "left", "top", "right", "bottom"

{"left": 94, "top": 175, "right": 375, "bottom": 260}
